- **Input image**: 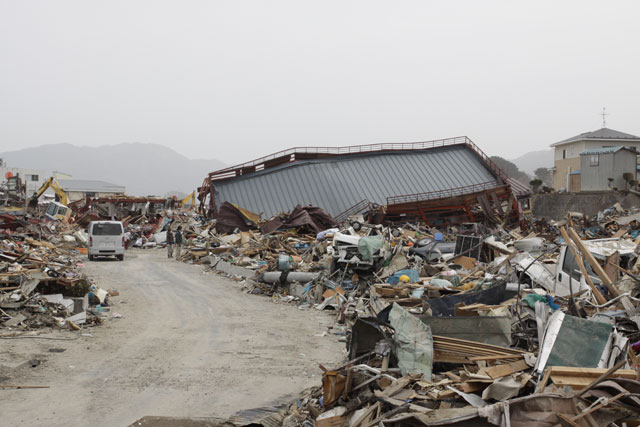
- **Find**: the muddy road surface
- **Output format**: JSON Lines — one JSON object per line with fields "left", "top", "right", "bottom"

{"left": 1, "top": 249, "right": 344, "bottom": 427}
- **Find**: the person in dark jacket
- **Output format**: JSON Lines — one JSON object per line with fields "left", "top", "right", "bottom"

{"left": 166, "top": 229, "right": 175, "bottom": 258}
{"left": 175, "top": 226, "right": 183, "bottom": 259}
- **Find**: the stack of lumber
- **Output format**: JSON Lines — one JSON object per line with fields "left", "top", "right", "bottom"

{"left": 433, "top": 335, "right": 528, "bottom": 364}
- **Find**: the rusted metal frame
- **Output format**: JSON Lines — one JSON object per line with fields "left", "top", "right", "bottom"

{"left": 510, "top": 197, "right": 521, "bottom": 221}
{"left": 416, "top": 203, "right": 430, "bottom": 226}
{"left": 208, "top": 179, "right": 216, "bottom": 217}
{"left": 462, "top": 139, "right": 517, "bottom": 221}
{"left": 208, "top": 137, "right": 471, "bottom": 181}
{"left": 385, "top": 186, "right": 512, "bottom": 226}
{"left": 387, "top": 182, "right": 503, "bottom": 205}
{"left": 463, "top": 139, "right": 509, "bottom": 184}
{"left": 386, "top": 207, "right": 474, "bottom": 226}
{"left": 197, "top": 177, "right": 217, "bottom": 217}
{"left": 197, "top": 177, "right": 209, "bottom": 216}
{"left": 463, "top": 201, "right": 476, "bottom": 221}
{"left": 82, "top": 196, "right": 167, "bottom": 204}
{"left": 388, "top": 188, "right": 510, "bottom": 212}
{"left": 334, "top": 199, "right": 370, "bottom": 223}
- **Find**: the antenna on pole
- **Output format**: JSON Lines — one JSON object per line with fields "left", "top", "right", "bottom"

{"left": 601, "top": 107, "right": 608, "bottom": 128}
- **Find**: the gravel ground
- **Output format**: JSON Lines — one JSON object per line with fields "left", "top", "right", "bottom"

{"left": 1, "top": 248, "right": 345, "bottom": 427}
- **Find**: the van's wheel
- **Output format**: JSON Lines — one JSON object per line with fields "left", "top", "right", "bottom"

{"left": 88, "top": 255, "right": 94, "bottom": 261}
{"left": 118, "top": 255, "right": 124, "bottom": 261}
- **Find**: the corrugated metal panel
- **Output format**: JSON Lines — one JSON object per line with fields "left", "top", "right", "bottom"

{"left": 507, "top": 178, "right": 532, "bottom": 197}
{"left": 213, "top": 144, "right": 501, "bottom": 218}
{"left": 57, "top": 179, "right": 125, "bottom": 193}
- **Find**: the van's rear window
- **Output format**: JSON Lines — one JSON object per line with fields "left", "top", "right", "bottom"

{"left": 92, "top": 224, "right": 122, "bottom": 235}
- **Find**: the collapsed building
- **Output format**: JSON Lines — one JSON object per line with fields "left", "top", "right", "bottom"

{"left": 199, "top": 137, "right": 528, "bottom": 226}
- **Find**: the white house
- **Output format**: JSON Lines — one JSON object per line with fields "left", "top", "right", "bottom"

{"left": 550, "top": 128, "right": 640, "bottom": 191}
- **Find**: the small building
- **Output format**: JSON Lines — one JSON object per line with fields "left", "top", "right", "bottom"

{"left": 52, "top": 171, "right": 73, "bottom": 180}
{"left": 58, "top": 179, "right": 126, "bottom": 202}
{"left": 550, "top": 128, "right": 640, "bottom": 191}
{"left": 0, "top": 162, "right": 46, "bottom": 197}
{"left": 578, "top": 147, "right": 638, "bottom": 192}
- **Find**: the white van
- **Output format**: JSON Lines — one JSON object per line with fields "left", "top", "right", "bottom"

{"left": 88, "top": 221, "right": 125, "bottom": 261}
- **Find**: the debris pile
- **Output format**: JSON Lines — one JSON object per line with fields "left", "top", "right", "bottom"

{"left": 169, "top": 201, "right": 640, "bottom": 425}
{"left": 0, "top": 216, "right": 115, "bottom": 331}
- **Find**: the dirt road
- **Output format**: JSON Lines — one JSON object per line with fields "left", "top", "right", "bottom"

{"left": 1, "top": 249, "right": 344, "bottom": 427}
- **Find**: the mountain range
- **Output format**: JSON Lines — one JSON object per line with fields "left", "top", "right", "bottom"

{"left": 508, "top": 149, "right": 554, "bottom": 175}
{"left": 1, "top": 142, "right": 555, "bottom": 196}
{"left": 0, "top": 143, "right": 226, "bottom": 196}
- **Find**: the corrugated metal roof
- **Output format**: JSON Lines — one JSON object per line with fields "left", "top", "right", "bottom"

{"left": 213, "top": 144, "right": 502, "bottom": 218}
{"left": 507, "top": 178, "right": 532, "bottom": 197}
{"left": 551, "top": 128, "right": 640, "bottom": 147}
{"left": 58, "top": 179, "right": 125, "bottom": 193}
{"left": 580, "top": 146, "right": 637, "bottom": 156}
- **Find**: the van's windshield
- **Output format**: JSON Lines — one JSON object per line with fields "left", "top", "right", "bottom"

{"left": 92, "top": 223, "right": 122, "bottom": 236}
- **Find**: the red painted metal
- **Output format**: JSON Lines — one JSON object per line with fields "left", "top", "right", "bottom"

{"left": 333, "top": 199, "right": 370, "bottom": 223}
{"left": 386, "top": 181, "right": 501, "bottom": 205}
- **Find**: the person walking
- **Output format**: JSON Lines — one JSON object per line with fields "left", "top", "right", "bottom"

{"left": 166, "top": 228, "right": 175, "bottom": 258}
{"left": 175, "top": 226, "right": 183, "bottom": 259}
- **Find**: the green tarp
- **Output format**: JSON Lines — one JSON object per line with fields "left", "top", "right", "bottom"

{"left": 358, "top": 235, "right": 384, "bottom": 262}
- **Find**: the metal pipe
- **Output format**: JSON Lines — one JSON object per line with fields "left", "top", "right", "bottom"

{"left": 260, "top": 271, "right": 320, "bottom": 284}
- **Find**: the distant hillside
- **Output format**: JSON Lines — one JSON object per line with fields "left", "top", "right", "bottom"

{"left": 491, "top": 156, "right": 530, "bottom": 185}
{"left": 510, "top": 149, "right": 554, "bottom": 175}
{"left": 0, "top": 143, "right": 226, "bottom": 196}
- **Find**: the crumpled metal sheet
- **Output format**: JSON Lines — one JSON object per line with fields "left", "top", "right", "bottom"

{"left": 482, "top": 373, "right": 531, "bottom": 402}
{"left": 583, "top": 238, "right": 637, "bottom": 258}
{"left": 388, "top": 303, "right": 433, "bottom": 380}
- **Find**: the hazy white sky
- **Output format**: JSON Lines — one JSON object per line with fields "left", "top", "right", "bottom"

{"left": 1, "top": 1, "right": 639, "bottom": 164}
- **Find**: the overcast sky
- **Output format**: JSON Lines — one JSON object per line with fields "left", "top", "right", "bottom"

{"left": 1, "top": 1, "right": 639, "bottom": 164}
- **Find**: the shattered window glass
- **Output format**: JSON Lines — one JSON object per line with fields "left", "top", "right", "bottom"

{"left": 562, "top": 247, "right": 597, "bottom": 281}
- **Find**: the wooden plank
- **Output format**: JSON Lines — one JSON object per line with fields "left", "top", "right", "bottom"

{"left": 347, "top": 402, "right": 379, "bottom": 427}
{"left": 613, "top": 229, "right": 628, "bottom": 238}
{"left": 468, "top": 354, "right": 524, "bottom": 361}
{"left": 556, "top": 413, "right": 579, "bottom": 427}
{"left": 433, "top": 351, "right": 469, "bottom": 364}
{"left": 604, "top": 251, "right": 620, "bottom": 283}
{"left": 452, "top": 256, "right": 476, "bottom": 270}
{"left": 459, "top": 382, "right": 489, "bottom": 393}
{"left": 536, "top": 367, "right": 552, "bottom": 393}
{"left": 433, "top": 336, "right": 525, "bottom": 354}
{"left": 575, "top": 359, "right": 627, "bottom": 398}
{"left": 551, "top": 376, "right": 605, "bottom": 389}
{"left": 560, "top": 227, "right": 607, "bottom": 305}
{"left": 567, "top": 227, "right": 619, "bottom": 297}
{"left": 443, "top": 371, "right": 461, "bottom": 382}
{"left": 480, "top": 360, "right": 529, "bottom": 379}
{"left": 378, "top": 377, "right": 412, "bottom": 398}
{"left": 548, "top": 367, "right": 637, "bottom": 379}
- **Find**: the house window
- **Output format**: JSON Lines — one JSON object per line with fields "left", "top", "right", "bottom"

{"left": 562, "top": 149, "right": 567, "bottom": 159}
{"left": 589, "top": 155, "right": 599, "bottom": 166}
{"left": 31, "top": 175, "right": 39, "bottom": 181}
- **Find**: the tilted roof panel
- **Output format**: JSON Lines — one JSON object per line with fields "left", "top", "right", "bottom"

{"left": 213, "top": 144, "right": 502, "bottom": 218}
